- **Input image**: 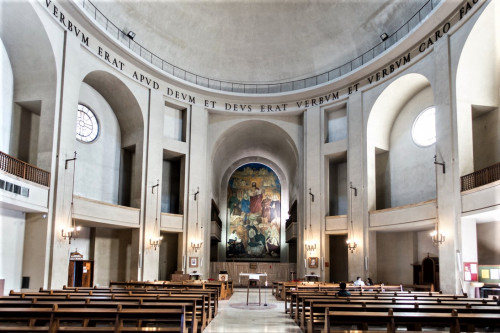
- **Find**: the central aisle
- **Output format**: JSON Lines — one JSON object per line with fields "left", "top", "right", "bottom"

{"left": 203, "top": 287, "right": 302, "bottom": 332}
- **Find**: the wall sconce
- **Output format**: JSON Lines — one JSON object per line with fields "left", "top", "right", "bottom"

{"left": 380, "top": 33, "right": 389, "bottom": 41}
{"left": 430, "top": 229, "right": 445, "bottom": 245}
{"left": 346, "top": 238, "right": 358, "bottom": 253}
{"left": 190, "top": 187, "right": 203, "bottom": 253}
{"left": 150, "top": 179, "right": 162, "bottom": 250}
{"left": 305, "top": 241, "right": 316, "bottom": 254}
{"left": 347, "top": 182, "right": 358, "bottom": 254}
{"left": 62, "top": 226, "right": 81, "bottom": 244}
{"left": 127, "top": 31, "right": 136, "bottom": 39}
{"left": 191, "top": 240, "right": 203, "bottom": 252}
{"left": 62, "top": 151, "right": 80, "bottom": 244}
{"left": 150, "top": 235, "right": 163, "bottom": 251}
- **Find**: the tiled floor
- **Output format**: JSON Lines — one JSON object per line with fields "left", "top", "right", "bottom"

{"left": 203, "top": 287, "right": 302, "bottom": 332}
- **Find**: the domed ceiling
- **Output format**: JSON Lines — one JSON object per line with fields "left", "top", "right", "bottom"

{"left": 92, "top": 0, "right": 427, "bottom": 83}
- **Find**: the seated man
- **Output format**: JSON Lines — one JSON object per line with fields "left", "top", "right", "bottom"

{"left": 337, "top": 282, "right": 351, "bottom": 296}
{"left": 353, "top": 276, "right": 365, "bottom": 286}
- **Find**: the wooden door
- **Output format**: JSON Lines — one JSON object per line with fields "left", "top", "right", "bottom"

{"left": 67, "top": 260, "right": 94, "bottom": 287}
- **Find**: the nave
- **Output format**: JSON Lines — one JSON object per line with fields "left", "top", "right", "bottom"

{"left": 204, "top": 288, "right": 301, "bottom": 333}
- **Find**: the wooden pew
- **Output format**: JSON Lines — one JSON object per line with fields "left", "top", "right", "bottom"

{"left": 323, "top": 309, "right": 500, "bottom": 333}
{"left": 296, "top": 294, "right": 497, "bottom": 331}
{"left": 0, "top": 305, "right": 190, "bottom": 333}
{"left": 10, "top": 288, "right": 215, "bottom": 328}
{"left": 292, "top": 292, "right": 488, "bottom": 326}
{"left": 2, "top": 292, "right": 206, "bottom": 331}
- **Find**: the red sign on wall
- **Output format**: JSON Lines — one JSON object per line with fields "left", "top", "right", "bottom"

{"left": 464, "top": 262, "right": 478, "bottom": 282}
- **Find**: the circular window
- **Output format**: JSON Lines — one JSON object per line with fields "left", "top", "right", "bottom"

{"left": 412, "top": 107, "right": 436, "bottom": 147}
{"left": 76, "top": 104, "right": 99, "bottom": 143}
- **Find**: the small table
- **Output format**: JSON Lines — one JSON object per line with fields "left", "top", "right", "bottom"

{"left": 239, "top": 273, "right": 267, "bottom": 305}
{"left": 189, "top": 273, "right": 202, "bottom": 280}
{"left": 304, "top": 274, "right": 320, "bottom": 282}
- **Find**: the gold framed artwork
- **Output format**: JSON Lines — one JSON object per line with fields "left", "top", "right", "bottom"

{"left": 308, "top": 257, "right": 319, "bottom": 268}
{"left": 189, "top": 257, "right": 198, "bottom": 268}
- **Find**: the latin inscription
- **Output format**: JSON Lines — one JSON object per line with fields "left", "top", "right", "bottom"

{"left": 41, "top": 0, "right": 481, "bottom": 113}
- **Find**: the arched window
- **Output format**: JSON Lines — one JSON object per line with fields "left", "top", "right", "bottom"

{"left": 412, "top": 106, "right": 436, "bottom": 147}
{"left": 76, "top": 104, "right": 99, "bottom": 143}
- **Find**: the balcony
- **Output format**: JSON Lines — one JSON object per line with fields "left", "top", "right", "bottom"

{"left": 461, "top": 162, "right": 500, "bottom": 192}
{"left": 0, "top": 151, "right": 50, "bottom": 187}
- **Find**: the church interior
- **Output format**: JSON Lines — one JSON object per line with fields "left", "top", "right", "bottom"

{"left": 0, "top": 0, "right": 499, "bottom": 331}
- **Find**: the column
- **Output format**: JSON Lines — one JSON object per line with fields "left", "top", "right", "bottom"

{"left": 185, "top": 104, "right": 209, "bottom": 278}
{"left": 141, "top": 89, "right": 165, "bottom": 281}
{"left": 347, "top": 92, "right": 368, "bottom": 281}
{"left": 433, "top": 35, "right": 462, "bottom": 294}
{"left": 303, "top": 106, "right": 324, "bottom": 280}
{"left": 48, "top": 33, "right": 86, "bottom": 289}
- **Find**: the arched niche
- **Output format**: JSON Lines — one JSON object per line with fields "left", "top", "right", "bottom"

{"left": 455, "top": 0, "right": 500, "bottom": 176}
{"left": 81, "top": 70, "right": 145, "bottom": 208}
{"left": 218, "top": 157, "right": 289, "bottom": 262}
{"left": 367, "top": 73, "right": 434, "bottom": 210}
{"left": 0, "top": 1, "right": 57, "bottom": 170}
{"left": 210, "top": 119, "right": 299, "bottom": 205}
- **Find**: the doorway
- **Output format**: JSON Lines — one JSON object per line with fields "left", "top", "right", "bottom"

{"left": 329, "top": 234, "right": 348, "bottom": 283}
{"left": 159, "top": 232, "right": 179, "bottom": 280}
{"left": 68, "top": 260, "right": 94, "bottom": 287}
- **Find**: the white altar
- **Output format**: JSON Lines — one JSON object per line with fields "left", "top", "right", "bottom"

{"left": 239, "top": 273, "right": 268, "bottom": 305}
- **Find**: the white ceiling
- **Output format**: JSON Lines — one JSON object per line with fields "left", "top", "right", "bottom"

{"left": 91, "top": 0, "right": 427, "bottom": 83}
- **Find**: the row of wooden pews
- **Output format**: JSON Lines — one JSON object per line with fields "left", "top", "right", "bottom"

{"left": 109, "top": 280, "right": 233, "bottom": 300}
{"left": 281, "top": 285, "right": 500, "bottom": 332}
{"left": 0, "top": 283, "right": 223, "bottom": 332}
{"left": 273, "top": 282, "right": 404, "bottom": 313}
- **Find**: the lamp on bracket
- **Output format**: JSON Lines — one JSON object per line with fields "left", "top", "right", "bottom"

{"left": 191, "top": 187, "right": 203, "bottom": 252}
{"left": 305, "top": 188, "right": 316, "bottom": 255}
{"left": 149, "top": 179, "right": 163, "bottom": 251}
{"left": 62, "top": 151, "right": 81, "bottom": 244}
{"left": 346, "top": 182, "right": 358, "bottom": 253}
{"left": 431, "top": 156, "right": 445, "bottom": 246}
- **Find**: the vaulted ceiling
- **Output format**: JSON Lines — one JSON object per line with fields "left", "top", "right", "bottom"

{"left": 92, "top": 0, "right": 427, "bottom": 83}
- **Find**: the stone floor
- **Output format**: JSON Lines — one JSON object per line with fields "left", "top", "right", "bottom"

{"left": 203, "top": 287, "right": 302, "bottom": 332}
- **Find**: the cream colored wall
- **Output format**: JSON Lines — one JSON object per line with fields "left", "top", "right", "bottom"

{"left": 376, "top": 231, "right": 416, "bottom": 285}
{"left": 477, "top": 222, "right": 500, "bottom": 264}
{"left": 472, "top": 109, "right": 500, "bottom": 170}
{"left": 93, "top": 228, "right": 132, "bottom": 286}
{"left": 75, "top": 83, "right": 121, "bottom": 205}
{"left": 0, "top": 37, "right": 13, "bottom": 153}
{"left": 0, "top": 208, "right": 25, "bottom": 294}
{"left": 389, "top": 87, "right": 435, "bottom": 207}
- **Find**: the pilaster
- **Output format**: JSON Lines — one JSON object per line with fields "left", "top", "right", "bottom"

{"left": 433, "top": 35, "right": 461, "bottom": 294}
{"left": 185, "top": 105, "right": 209, "bottom": 278}
{"left": 303, "top": 106, "right": 324, "bottom": 279}
{"left": 347, "top": 92, "right": 368, "bottom": 281}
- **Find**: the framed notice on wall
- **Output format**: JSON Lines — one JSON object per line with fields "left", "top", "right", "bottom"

{"left": 478, "top": 265, "right": 500, "bottom": 283}
{"left": 463, "top": 262, "right": 478, "bottom": 282}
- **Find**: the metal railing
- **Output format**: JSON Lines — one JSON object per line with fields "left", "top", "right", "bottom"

{"left": 461, "top": 162, "right": 500, "bottom": 192}
{"left": 0, "top": 151, "right": 51, "bottom": 187}
{"left": 77, "top": 0, "right": 440, "bottom": 94}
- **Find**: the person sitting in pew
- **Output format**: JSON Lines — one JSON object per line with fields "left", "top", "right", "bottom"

{"left": 337, "top": 282, "right": 351, "bottom": 296}
{"left": 366, "top": 277, "right": 373, "bottom": 286}
{"left": 353, "top": 276, "right": 365, "bottom": 286}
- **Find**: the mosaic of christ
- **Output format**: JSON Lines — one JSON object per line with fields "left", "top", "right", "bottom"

{"left": 226, "top": 163, "right": 281, "bottom": 261}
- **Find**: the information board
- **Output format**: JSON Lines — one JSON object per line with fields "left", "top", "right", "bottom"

{"left": 463, "top": 262, "right": 478, "bottom": 282}
{"left": 478, "top": 265, "right": 500, "bottom": 283}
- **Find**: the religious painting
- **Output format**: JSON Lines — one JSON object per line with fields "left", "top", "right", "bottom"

{"left": 308, "top": 257, "right": 319, "bottom": 268}
{"left": 189, "top": 257, "right": 198, "bottom": 268}
{"left": 226, "top": 163, "right": 281, "bottom": 261}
